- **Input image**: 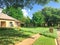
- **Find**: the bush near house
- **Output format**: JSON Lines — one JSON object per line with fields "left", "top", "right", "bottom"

{"left": 0, "top": 28, "right": 14, "bottom": 30}
{"left": 0, "top": 28, "right": 33, "bottom": 45}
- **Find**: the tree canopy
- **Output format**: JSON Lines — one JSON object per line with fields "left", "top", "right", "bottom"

{"left": 32, "top": 11, "right": 45, "bottom": 26}
{"left": 32, "top": 7, "right": 60, "bottom": 27}
{"left": 2, "top": 7, "right": 24, "bottom": 21}
{"left": 0, "top": 0, "right": 59, "bottom": 8}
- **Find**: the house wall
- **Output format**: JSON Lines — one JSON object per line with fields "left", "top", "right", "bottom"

{"left": 0, "top": 19, "right": 19, "bottom": 28}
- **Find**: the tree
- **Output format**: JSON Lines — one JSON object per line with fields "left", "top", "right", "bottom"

{"left": 32, "top": 11, "right": 45, "bottom": 27}
{"left": 25, "top": 16, "right": 31, "bottom": 27}
{"left": 32, "top": 7, "right": 60, "bottom": 27}
{"left": 41, "top": 7, "right": 60, "bottom": 26}
{"left": 2, "top": 7, "right": 24, "bottom": 21}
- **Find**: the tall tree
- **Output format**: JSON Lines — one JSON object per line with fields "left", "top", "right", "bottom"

{"left": 2, "top": 7, "right": 24, "bottom": 21}
{"left": 32, "top": 11, "right": 45, "bottom": 27}
{"left": 25, "top": 16, "right": 31, "bottom": 27}
{"left": 32, "top": 7, "right": 60, "bottom": 27}
{"left": 41, "top": 7, "right": 60, "bottom": 26}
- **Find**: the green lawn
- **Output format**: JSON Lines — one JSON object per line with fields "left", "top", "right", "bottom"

{"left": 0, "top": 27, "right": 57, "bottom": 45}
{"left": 33, "top": 36, "right": 56, "bottom": 45}
{"left": 21, "top": 27, "right": 57, "bottom": 38}
{"left": 21, "top": 27, "right": 49, "bottom": 33}
{"left": 21, "top": 27, "right": 57, "bottom": 45}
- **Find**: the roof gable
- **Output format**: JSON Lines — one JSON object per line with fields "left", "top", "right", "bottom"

{"left": 0, "top": 13, "right": 20, "bottom": 22}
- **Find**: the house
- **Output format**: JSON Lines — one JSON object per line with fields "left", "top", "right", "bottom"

{"left": 0, "top": 13, "right": 20, "bottom": 28}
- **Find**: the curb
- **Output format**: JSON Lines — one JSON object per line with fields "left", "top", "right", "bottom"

{"left": 55, "top": 39, "right": 58, "bottom": 45}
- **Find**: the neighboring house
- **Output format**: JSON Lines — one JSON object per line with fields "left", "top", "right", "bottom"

{"left": 0, "top": 13, "right": 20, "bottom": 28}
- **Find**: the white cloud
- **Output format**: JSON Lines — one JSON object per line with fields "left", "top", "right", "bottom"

{"left": 28, "top": 9, "right": 30, "bottom": 12}
{"left": 22, "top": 9, "right": 28, "bottom": 17}
{"left": 0, "top": 8, "right": 3, "bottom": 13}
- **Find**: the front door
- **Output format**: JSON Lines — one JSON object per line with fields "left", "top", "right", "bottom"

{"left": 1, "top": 21, "right": 6, "bottom": 27}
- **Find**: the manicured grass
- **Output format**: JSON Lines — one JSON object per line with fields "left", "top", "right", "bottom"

{"left": 21, "top": 27, "right": 57, "bottom": 45}
{"left": 33, "top": 36, "right": 56, "bottom": 45}
{"left": 21, "top": 27, "right": 57, "bottom": 38}
{"left": 21, "top": 27, "right": 49, "bottom": 34}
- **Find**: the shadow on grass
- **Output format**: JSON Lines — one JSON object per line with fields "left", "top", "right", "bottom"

{"left": 0, "top": 29, "right": 30, "bottom": 45}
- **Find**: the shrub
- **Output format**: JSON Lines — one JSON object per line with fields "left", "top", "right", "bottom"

{"left": 0, "top": 27, "right": 14, "bottom": 30}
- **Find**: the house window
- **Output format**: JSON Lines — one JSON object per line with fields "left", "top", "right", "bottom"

{"left": 9, "top": 22, "right": 13, "bottom": 27}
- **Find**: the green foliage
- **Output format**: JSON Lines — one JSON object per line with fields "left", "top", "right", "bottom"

{"left": 0, "top": 27, "right": 57, "bottom": 45}
{"left": 2, "top": 7, "right": 24, "bottom": 21}
{"left": 32, "top": 12, "right": 45, "bottom": 26}
{"left": 32, "top": 7, "right": 60, "bottom": 27}
{"left": 33, "top": 36, "right": 56, "bottom": 45}
{"left": 42, "top": 7, "right": 60, "bottom": 26}
{"left": 0, "top": 27, "right": 14, "bottom": 30}
{"left": 2, "top": 7, "right": 32, "bottom": 27}
{"left": 40, "top": 29, "right": 57, "bottom": 38}
{"left": 0, "top": 0, "right": 59, "bottom": 8}
{"left": 0, "top": 28, "right": 32, "bottom": 45}
{"left": 25, "top": 16, "right": 31, "bottom": 27}
{"left": 21, "top": 27, "right": 57, "bottom": 38}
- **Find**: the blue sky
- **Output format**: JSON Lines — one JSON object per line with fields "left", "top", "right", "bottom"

{"left": 22, "top": 1, "right": 60, "bottom": 18}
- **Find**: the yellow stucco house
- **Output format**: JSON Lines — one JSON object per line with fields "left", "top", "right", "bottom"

{"left": 0, "top": 13, "right": 20, "bottom": 28}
